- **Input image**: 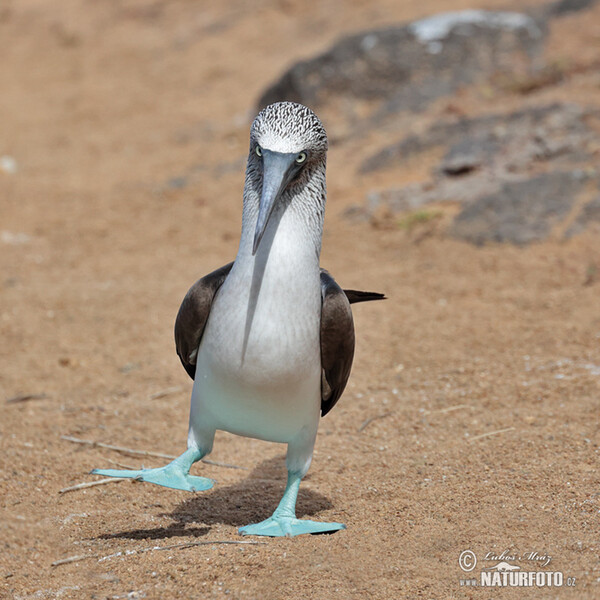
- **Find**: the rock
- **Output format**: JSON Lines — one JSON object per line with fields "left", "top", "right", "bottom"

{"left": 258, "top": 10, "right": 544, "bottom": 113}
{"left": 166, "top": 176, "right": 188, "bottom": 190}
{"left": 357, "top": 171, "right": 512, "bottom": 220}
{"left": 361, "top": 103, "right": 593, "bottom": 173}
{"left": 450, "top": 171, "right": 594, "bottom": 245}
{"left": 546, "top": 0, "right": 598, "bottom": 17}
{"left": 439, "top": 137, "right": 498, "bottom": 175}
{"left": 352, "top": 103, "right": 600, "bottom": 243}
{"left": 565, "top": 196, "right": 600, "bottom": 237}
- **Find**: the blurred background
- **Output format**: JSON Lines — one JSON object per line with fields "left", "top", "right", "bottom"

{"left": 2, "top": 0, "right": 600, "bottom": 598}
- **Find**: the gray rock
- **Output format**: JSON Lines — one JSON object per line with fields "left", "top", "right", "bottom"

{"left": 258, "top": 10, "right": 544, "bottom": 112}
{"left": 353, "top": 103, "right": 600, "bottom": 244}
{"left": 439, "top": 137, "right": 498, "bottom": 175}
{"left": 166, "top": 176, "right": 188, "bottom": 190}
{"left": 357, "top": 170, "right": 514, "bottom": 218}
{"left": 361, "top": 103, "right": 592, "bottom": 173}
{"left": 565, "top": 196, "right": 600, "bottom": 237}
{"left": 546, "top": 0, "right": 597, "bottom": 17}
{"left": 578, "top": 196, "right": 600, "bottom": 223}
{"left": 450, "top": 171, "right": 593, "bottom": 245}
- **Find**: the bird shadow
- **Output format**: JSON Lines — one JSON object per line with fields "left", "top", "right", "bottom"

{"left": 168, "top": 455, "right": 332, "bottom": 528}
{"left": 97, "top": 455, "right": 334, "bottom": 541}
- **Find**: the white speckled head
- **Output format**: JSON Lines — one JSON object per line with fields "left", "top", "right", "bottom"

{"left": 240, "top": 102, "right": 328, "bottom": 260}
{"left": 251, "top": 102, "right": 328, "bottom": 155}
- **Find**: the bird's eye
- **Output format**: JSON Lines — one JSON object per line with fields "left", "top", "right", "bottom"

{"left": 255, "top": 146, "right": 262, "bottom": 157}
{"left": 295, "top": 152, "right": 307, "bottom": 164}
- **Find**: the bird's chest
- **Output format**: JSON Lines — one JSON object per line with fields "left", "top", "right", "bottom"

{"left": 200, "top": 252, "right": 322, "bottom": 389}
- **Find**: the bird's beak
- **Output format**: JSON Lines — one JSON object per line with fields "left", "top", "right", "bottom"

{"left": 253, "top": 149, "right": 298, "bottom": 255}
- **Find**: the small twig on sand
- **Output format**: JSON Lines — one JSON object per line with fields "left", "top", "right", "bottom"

{"left": 59, "top": 478, "right": 128, "bottom": 494}
{"left": 148, "top": 386, "right": 182, "bottom": 400}
{"left": 358, "top": 412, "right": 391, "bottom": 433}
{"left": 61, "top": 435, "right": 246, "bottom": 470}
{"left": 6, "top": 393, "right": 49, "bottom": 404}
{"left": 60, "top": 435, "right": 176, "bottom": 460}
{"left": 98, "top": 539, "right": 266, "bottom": 562}
{"left": 148, "top": 540, "right": 266, "bottom": 552}
{"left": 468, "top": 427, "right": 515, "bottom": 442}
{"left": 423, "top": 404, "right": 472, "bottom": 415}
{"left": 51, "top": 554, "right": 96, "bottom": 567}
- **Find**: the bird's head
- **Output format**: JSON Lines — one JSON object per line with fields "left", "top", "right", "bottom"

{"left": 247, "top": 102, "right": 328, "bottom": 255}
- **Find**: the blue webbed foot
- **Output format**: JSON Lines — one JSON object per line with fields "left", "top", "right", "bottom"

{"left": 238, "top": 470, "right": 346, "bottom": 537}
{"left": 91, "top": 447, "right": 213, "bottom": 492}
{"left": 91, "top": 466, "right": 213, "bottom": 492}
{"left": 239, "top": 516, "right": 345, "bottom": 537}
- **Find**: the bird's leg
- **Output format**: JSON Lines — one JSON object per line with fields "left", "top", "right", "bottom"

{"left": 238, "top": 470, "right": 346, "bottom": 537}
{"left": 91, "top": 446, "right": 214, "bottom": 492}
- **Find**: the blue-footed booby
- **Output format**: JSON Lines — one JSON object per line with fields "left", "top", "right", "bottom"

{"left": 93, "top": 102, "right": 384, "bottom": 537}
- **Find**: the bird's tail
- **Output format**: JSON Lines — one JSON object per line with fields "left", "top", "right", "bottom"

{"left": 343, "top": 289, "right": 387, "bottom": 304}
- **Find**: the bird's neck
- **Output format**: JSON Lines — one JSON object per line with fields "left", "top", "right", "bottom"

{"left": 236, "top": 167, "right": 326, "bottom": 270}
{"left": 209, "top": 166, "right": 326, "bottom": 363}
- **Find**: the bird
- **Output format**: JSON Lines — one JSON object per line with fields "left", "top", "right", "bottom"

{"left": 93, "top": 102, "right": 385, "bottom": 537}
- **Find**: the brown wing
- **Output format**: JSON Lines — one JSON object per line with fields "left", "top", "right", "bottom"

{"left": 320, "top": 270, "right": 386, "bottom": 417}
{"left": 174, "top": 262, "right": 233, "bottom": 379}
{"left": 320, "top": 270, "right": 356, "bottom": 417}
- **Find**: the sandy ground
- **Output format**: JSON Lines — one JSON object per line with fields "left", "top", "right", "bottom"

{"left": 1, "top": 0, "right": 600, "bottom": 598}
